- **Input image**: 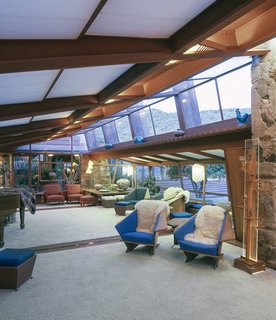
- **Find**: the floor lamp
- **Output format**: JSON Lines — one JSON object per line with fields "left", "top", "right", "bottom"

{"left": 234, "top": 139, "right": 266, "bottom": 274}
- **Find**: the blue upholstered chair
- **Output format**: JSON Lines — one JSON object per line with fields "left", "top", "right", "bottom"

{"left": 115, "top": 200, "right": 169, "bottom": 255}
{"left": 114, "top": 187, "right": 149, "bottom": 216}
{"left": 174, "top": 205, "right": 234, "bottom": 268}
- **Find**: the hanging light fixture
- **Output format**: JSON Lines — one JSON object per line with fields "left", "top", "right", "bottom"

{"left": 192, "top": 164, "right": 205, "bottom": 182}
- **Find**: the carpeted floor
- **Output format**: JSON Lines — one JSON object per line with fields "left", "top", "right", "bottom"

{"left": 3, "top": 206, "right": 122, "bottom": 248}
{"left": 1, "top": 207, "right": 276, "bottom": 320}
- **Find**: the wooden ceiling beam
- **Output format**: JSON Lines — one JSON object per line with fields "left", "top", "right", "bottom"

{"left": 171, "top": 0, "right": 266, "bottom": 53}
{"left": 235, "top": 6, "right": 276, "bottom": 49}
{"left": 0, "top": 118, "right": 69, "bottom": 138}
{"left": 90, "top": 126, "right": 251, "bottom": 160}
{"left": 145, "top": 155, "right": 179, "bottom": 163}
{"left": 0, "top": 95, "right": 97, "bottom": 121}
{"left": 0, "top": 131, "right": 53, "bottom": 149}
{"left": 78, "top": 0, "right": 109, "bottom": 39}
{"left": 0, "top": 37, "right": 171, "bottom": 73}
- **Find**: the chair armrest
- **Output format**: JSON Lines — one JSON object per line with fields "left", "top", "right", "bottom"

{"left": 115, "top": 210, "right": 137, "bottom": 235}
{"left": 124, "top": 193, "right": 134, "bottom": 201}
{"left": 174, "top": 215, "right": 196, "bottom": 240}
{"left": 154, "top": 213, "right": 162, "bottom": 232}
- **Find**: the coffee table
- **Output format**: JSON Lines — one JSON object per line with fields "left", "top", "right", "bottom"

{"left": 167, "top": 218, "right": 191, "bottom": 230}
{"left": 167, "top": 218, "right": 191, "bottom": 246}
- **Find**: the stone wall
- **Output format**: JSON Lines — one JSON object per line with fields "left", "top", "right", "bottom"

{"left": 80, "top": 155, "right": 111, "bottom": 189}
{"left": 251, "top": 39, "right": 276, "bottom": 268}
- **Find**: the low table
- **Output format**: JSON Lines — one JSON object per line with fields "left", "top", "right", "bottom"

{"left": 167, "top": 218, "right": 191, "bottom": 246}
{"left": 167, "top": 218, "right": 191, "bottom": 230}
{"left": 83, "top": 188, "right": 132, "bottom": 205}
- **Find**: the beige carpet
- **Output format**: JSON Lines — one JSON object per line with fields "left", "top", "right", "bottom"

{"left": 3, "top": 206, "right": 122, "bottom": 248}
{"left": 1, "top": 206, "right": 276, "bottom": 320}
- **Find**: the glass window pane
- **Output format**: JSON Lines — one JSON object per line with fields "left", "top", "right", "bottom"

{"left": 115, "top": 116, "right": 132, "bottom": 142}
{"left": 193, "top": 57, "right": 252, "bottom": 79}
{"left": 103, "top": 122, "right": 119, "bottom": 144}
{"left": 136, "top": 165, "right": 150, "bottom": 181}
{"left": 181, "top": 80, "right": 221, "bottom": 129}
{"left": 150, "top": 97, "right": 179, "bottom": 135}
{"left": 195, "top": 80, "right": 221, "bottom": 125}
{"left": 94, "top": 127, "right": 105, "bottom": 147}
{"left": 129, "top": 107, "right": 154, "bottom": 137}
{"left": 30, "top": 137, "right": 72, "bottom": 152}
{"left": 14, "top": 156, "right": 29, "bottom": 187}
{"left": 217, "top": 65, "right": 251, "bottom": 120}
{"left": 85, "top": 130, "right": 97, "bottom": 150}
{"left": 72, "top": 134, "right": 88, "bottom": 152}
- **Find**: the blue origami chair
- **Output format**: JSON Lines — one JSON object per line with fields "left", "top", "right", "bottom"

{"left": 174, "top": 205, "right": 234, "bottom": 268}
{"left": 115, "top": 200, "right": 169, "bottom": 255}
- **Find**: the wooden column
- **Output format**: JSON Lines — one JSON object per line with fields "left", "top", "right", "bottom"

{"left": 224, "top": 147, "right": 244, "bottom": 241}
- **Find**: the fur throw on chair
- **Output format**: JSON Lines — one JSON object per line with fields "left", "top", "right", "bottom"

{"left": 135, "top": 200, "right": 170, "bottom": 234}
{"left": 184, "top": 205, "right": 225, "bottom": 245}
{"left": 162, "top": 187, "right": 190, "bottom": 204}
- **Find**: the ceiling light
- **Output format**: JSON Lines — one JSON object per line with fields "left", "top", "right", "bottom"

{"left": 165, "top": 60, "right": 179, "bottom": 66}
{"left": 183, "top": 44, "right": 201, "bottom": 54}
{"left": 105, "top": 99, "right": 116, "bottom": 104}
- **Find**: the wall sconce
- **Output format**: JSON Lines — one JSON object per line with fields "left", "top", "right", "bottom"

{"left": 86, "top": 160, "right": 93, "bottom": 174}
{"left": 192, "top": 164, "right": 205, "bottom": 182}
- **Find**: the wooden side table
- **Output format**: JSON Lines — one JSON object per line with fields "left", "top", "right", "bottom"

{"left": 35, "top": 192, "right": 44, "bottom": 204}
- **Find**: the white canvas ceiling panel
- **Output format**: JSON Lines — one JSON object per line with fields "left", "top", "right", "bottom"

{"left": 129, "top": 157, "right": 150, "bottom": 163}
{"left": 32, "top": 111, "right": 74, "bottom": 122}
{"left": 0, "top": 117, "right": 32, "bottom": 127}
{"left": 158, "top": 154, "right": 185, "bottom": 160}
{"left": 87, "top": 0, "right": 215, "bottom": 38}
{"left": 177, "top": 152, "right": 210, "bottom": 159}
{"left": 0, "top": 0, "right": 101, "bottom": 39}
{"left": 203, "top": 149, "right": 225, "bottom": 157}
{"left": 0, "top": 70, "right": 60, "bottom": 105}
{"left": 143, "top": 155, "right": 165, "bottom": 161}
{"left": 47, "top": 64, "right": 133, "bottom": 98}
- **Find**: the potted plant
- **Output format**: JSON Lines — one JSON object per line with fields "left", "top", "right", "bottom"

{"left": 138, "top": 177, "right": 160, "bottom": 195}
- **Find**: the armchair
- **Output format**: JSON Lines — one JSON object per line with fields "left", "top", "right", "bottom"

{"left": 64, "top": 184, "right": 83, "bottom": 203}
{"left": 114, "top": 187, "right": 150, "bottom": 216}
{"left": 162, "top": 187, "right": 190, "bottom": 213}
{"left": 43, "top": 184, "right": 65, "bottom": 205}
{"left": 115, "top": 200, "right": 169, "bottom": 255}
{"left": 174, "top": 205, "right": 234, "bottom": 268}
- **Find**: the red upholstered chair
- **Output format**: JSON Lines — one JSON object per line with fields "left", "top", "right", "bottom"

{"left": 64, "top": 184, "right": 83, "bottom": 203}
{"left": 43, "top": 184, "right": 65, "bottom": 204}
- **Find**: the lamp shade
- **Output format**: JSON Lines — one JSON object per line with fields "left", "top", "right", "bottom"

{"left": 192, "top": 164, "right": 205, "bottom": 182}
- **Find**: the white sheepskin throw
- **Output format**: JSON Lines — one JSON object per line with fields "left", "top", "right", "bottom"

{"left": 135, "top": 200, "right": 170, "bottom": 234}
{"left": 184, "top": 205, "right": 225, "bottom": 245}
{"left": 162, "top": 187, "right": 190, "bottom": 204}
